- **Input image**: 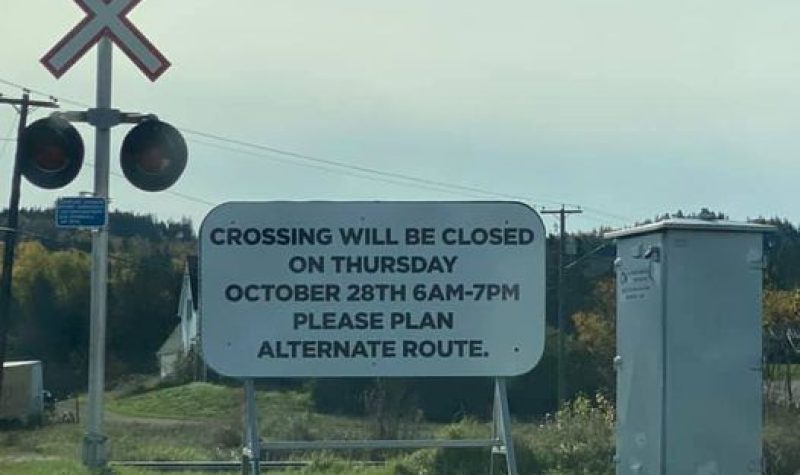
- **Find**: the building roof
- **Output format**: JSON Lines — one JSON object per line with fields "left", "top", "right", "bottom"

{"left": 3, "top": 361, "right": 41, "bottom": 368}
{"left": 187, "top": 255, "right": 198, "bottom": 311}
{"left": 605, "top": 218, "right": 776, "bottom": 239}
{"left": 156, "top": 325, "right": 182, "bottom": 356}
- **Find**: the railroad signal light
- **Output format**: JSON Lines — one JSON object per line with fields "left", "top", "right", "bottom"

{"left": 120, "top": 119, "right": 187, "bottom": 192}
{"left": 20, "top": 116, "right": 84, "bottom": 189}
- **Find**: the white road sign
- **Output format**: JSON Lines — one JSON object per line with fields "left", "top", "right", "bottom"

{"left": 200, "top": 201, "right": 546, "bottom": 378}
{"left": 41, "top": 0, "right": 170, "bottom": 81}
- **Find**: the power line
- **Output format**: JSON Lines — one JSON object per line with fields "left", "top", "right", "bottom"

{"left": 577, "top": 206, "right": 630, "bottom": 223}
{"left": 189, "top": 138, "right": 493, "bottom": 200}
{"left": 180, "top": 127, "right": 574, "bottom": 206}
{"left": 0, "top": 78, "right": 88, "bottom": 108}
{"left": 2, "top": 76, "right": 551, "bottom": 207}
{"left": 0, "top": 117, "right": 20, "bottom": 160}
{"left": 0, "top": 77, "right": 577, "bottom": 206}
{"left": 83, "top": 160, "right": 218, "bottom": 207}
{"left": 0, "top": 76, "right": 634, "bottom": 225}
{"left": 564, "top": 242, "right": 612, "bottom": 270}
{"left": 578, "top": 213, "right": 624, "bottom": 228}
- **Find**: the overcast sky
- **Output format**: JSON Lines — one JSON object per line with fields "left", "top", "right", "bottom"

{"left": 2, "top": 0, "right": 800, "bottom": 232}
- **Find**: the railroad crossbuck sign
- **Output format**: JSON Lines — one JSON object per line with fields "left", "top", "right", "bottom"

{"left": 41, "top": 0, "right": 170, "bottom": 81}
{"left": 200, "top": 201, "right": 546, "bottom": 378}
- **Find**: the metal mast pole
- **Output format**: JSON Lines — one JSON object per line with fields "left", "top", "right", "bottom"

{"left": 83, "top": 37, "right": 112, "bottom": 469}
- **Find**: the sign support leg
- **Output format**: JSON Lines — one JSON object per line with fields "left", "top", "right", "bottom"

{"left": 242, "top": 379, "right": 261, "bottom": 475}
{"left": 491, "top": 377, "right": 518, "bottom": 475}
{"left": 83, "top": 37, "right": 112, "bottom": 470}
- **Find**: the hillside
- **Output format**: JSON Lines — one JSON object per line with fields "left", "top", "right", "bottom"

{"left": 1, "top": 208, "right": 196, "bottom": 395}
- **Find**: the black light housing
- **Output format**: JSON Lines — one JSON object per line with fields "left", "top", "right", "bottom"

{"left": 120, "top": 119, "right": 187, "bottom": 192}
{"left": 20, "top": 116, "right": 84, "bottom": 189}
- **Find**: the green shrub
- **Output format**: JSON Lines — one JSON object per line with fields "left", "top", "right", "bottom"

{"left": 365, "top": 379, "right": 422, "bottom": 440}
{"left": 523, "top": 393, "right": 615, "bottom": 475}
{"left": 393, "top": 394, "right": 615, "bottom": 475}
{"left": 112, "top": 373, "right": 159, "bottom": 397}
{"left": 271, "top": 410, "right": 315, "bottom": 441}
{"left": 392, "top": 418, "right": 489, "bottom": 475}
{"left": 764, "top": 405, "right": 800, "bottom": 475}
{"left": 168, "top": 349, "right": 202, "bottom": 385}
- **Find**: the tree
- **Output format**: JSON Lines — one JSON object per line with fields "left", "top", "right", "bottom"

{"left": 570, "top": 278, "right": 616, "bottom": 393}
{"left": 763, "top": 289, "right": 800, "bottom": 405}
{"left": 9, "top": 242, "right": 90, "bottom": 394}
{"left": 3, "top": 209, "right": 194, "bottom": 395}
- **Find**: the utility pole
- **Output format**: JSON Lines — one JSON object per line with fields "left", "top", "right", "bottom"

{"left": 0, "top": 92, "right": 58, "bottom": 398}
{"left": 541, "top": 205, "right": 582, "bottom": 409}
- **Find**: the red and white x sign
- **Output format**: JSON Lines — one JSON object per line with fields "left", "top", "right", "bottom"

{"left": 41, "top": 0, "right": 170, "bottom": 81}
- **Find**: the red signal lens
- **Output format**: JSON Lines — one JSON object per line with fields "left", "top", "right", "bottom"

{"left": 32, "top": 145, "right": 68, "bottom": 172}
{"left": 137, "top": 146, "right": 169, "bottom": 174}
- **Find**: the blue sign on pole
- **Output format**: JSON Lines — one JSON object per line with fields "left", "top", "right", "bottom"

{"left": 56, "top": 197, "right": 107, "bottom": 228}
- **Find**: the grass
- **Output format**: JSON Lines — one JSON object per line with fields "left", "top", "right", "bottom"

{"left": 3, "top": 383, "right": 800, "bottom": 474}
{"left": 0, "top": 458, "right": 400, "bottom": 475}
{"left": 107, "top": 382, "right": 436, "bottom": 442}
{"left": 0, "top": 417, "right": 400, "bottom": 474}
{"left": 0, "top": 382, "right": 436, "bottom": 474}
{"left": 0, "top": 458, "right": 237, "bottom": 475}
{"left": 106, "top": 382, "right": 238, "bottom": 420}
{"left": 0, "top": 411, "right": 225, "bottom": 463}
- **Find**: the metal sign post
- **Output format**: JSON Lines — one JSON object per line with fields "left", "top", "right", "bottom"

{"left": 41, "top": 1, "right": 172, "bottom": 468}
{"left": 82, "top": 37, "right": 112, "bottom": 468}
{"left": 201, "top": 201, "right": 546, "bottom": 475}
{"left": 240, "top": 377, "right": 519, "bottom": 475}
{"left": 242, "top": 379, "right": 261, "bottom": 475}
{"left": 490, "top": 378, "right": 518, "bottom": 475}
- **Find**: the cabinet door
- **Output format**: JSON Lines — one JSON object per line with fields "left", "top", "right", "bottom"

{"left": 615, "top": 234, "right": 665, "bottom": 475}
{"left": 664, "top": 231, "right": 763, "bottom": 474}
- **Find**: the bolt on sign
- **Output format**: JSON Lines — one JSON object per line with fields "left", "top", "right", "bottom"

{"left": 200, "top": 201, "right": 546, "bottom": 378}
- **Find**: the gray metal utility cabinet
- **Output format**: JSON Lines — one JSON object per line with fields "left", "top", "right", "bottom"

{"left": 606, "top": 219, "right": 772, "bottom": 475}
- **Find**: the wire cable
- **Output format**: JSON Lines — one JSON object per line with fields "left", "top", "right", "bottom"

{"left": 0, "top": 78, "right": 89, "bottom": 108}
{"left": 0, "top": 113, "right": 19, "bottom": 161}
{"left": 180, "top": 127, "right": 571, "bottom": 207}
{"left": 564, "top": 242, "right": 613, "bottom": 270}
{"left": 82, "top": 160, "right": 218, "bottom": 207}
{"left": 0, "top": 78, "right": 590, "bottom": 208}
{"left": 0, "top": 76, "right": 636, "bottom": 225}
{"left": 189, "top": 137, "right": 494, "bottom": 200}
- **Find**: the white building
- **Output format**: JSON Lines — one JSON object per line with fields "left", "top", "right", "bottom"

{"left": 157, "top": 255, "right": 199, "bottom": 378}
